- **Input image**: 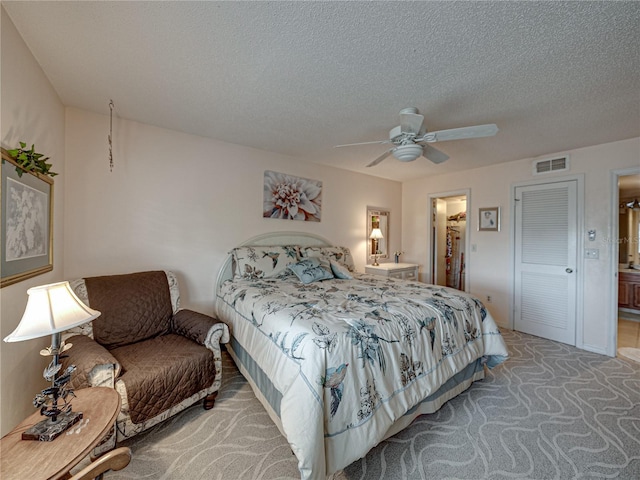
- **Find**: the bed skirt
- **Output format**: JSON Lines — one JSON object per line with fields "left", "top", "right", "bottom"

{"left": 227, "top": 335, "right": 485, "bottom": 476}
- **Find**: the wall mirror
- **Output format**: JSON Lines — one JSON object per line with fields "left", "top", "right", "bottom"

{"left": 367, "top": 208, "right": 389, "bottom": 263}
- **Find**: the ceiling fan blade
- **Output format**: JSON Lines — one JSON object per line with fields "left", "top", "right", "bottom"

{"left": 400, "top": 112, "right": 425, "bottom": 135}
{"left": 422, "top": 145, "right": 449, "bottom": 164}
{"left": 423, "top": 124, "right": 499, "bottom": 142}
{"left": 366, "top": 149, "right": 393, "bottom": 167}
{"left": 334, "top": 140, "right": 390, "bottom": 148}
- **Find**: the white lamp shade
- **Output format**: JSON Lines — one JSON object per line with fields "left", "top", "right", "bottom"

{"left": 370, "top": 228, "right": 384, "bottom": 240}
{"left": 3, "top": 281, "right": 100, "bottom": 342}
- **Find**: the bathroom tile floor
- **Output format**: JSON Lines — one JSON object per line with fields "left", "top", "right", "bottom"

{"left": 618, "top": 317, "right": 640, "bottom": 349}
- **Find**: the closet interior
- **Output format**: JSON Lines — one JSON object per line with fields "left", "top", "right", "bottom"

{"left": 432, "top": 195, "right": 467, "bottom": 291}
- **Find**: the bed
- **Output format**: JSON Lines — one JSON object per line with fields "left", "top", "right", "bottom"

{"left": 215, "top": 232, "right": 508, "bottom": 479}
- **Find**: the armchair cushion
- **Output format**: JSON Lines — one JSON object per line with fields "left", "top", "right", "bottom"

{"left": 110, "top": 334, "right": 215, "bottom": 424}
{"left": 63, "top": 335, "right": 120, "bottom": 390}
{"left": 85, "top": 271, "right": 173, "bottom": 349}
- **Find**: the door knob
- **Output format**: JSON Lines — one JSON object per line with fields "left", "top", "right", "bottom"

{"left": 566, "top": 268, "right": 573, "bottom": 273}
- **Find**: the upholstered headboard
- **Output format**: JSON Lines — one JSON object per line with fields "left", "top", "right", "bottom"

{"left": 214, "top": 231, "right": 333, "bottom": 313}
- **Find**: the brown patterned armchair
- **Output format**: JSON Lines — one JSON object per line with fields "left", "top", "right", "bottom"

{"left": 61, "top": 270, "right": 229, "bottom": 447}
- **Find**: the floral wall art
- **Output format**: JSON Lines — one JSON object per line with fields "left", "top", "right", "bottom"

{"left": 263, "top": 170, "right": 322, "bottom": 222}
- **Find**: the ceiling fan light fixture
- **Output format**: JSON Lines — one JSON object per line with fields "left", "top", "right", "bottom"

{"left": 335, "top": 107, "right": 498, "bottom": 167}
{"left": 392, "top": 144, "right": 423, "bottom": 162}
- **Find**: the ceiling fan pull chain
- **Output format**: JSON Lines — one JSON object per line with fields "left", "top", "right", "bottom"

{"left": 108, "top": 99, "right": 114, "bottom": 172}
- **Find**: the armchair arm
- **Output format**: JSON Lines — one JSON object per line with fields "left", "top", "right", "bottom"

{"left": 61, "top": 335, "right": 121, "bottom": 389}
{"left": 172, "top": 309, "right": 230, "bottom": 349}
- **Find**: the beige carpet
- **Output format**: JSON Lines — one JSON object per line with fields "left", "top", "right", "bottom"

{"left": 618, "top": 347, "right": 640, "bottom": 363}
{"left": 105, "top": 330, "right": 640, "bottom": 479}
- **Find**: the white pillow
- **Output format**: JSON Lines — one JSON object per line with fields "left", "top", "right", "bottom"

{"left": 232, "top": 245, "right": 299, "bottom": 279}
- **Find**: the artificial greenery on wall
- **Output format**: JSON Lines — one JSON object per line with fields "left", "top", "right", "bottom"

{"left": 7, "top": 142, "right": 57, "bottom": 177}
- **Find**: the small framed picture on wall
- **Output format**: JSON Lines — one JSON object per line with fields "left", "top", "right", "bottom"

{"left": 478, "top": 207, "right": 500, "bottom": 232}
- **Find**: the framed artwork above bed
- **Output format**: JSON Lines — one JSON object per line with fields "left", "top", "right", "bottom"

{"left": 263, "top": 170, "right": 322, "bottom": 222}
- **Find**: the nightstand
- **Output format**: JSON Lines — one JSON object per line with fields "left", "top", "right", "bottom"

{"left": 365, "top": 262, "right": 419, "bottom": 281}
{"left": 1, "top": 387, "right": 120, "bottom": 480}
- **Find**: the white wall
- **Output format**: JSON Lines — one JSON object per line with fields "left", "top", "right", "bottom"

{"left": 402, "top": 137, "right": 640, "bottom": 356}
{"left": 64, "top": 109, "right": 402, "bottom": 314}
{"left": 0, "top": 8, "right": 401, "bottom": 436}
{"left": 0, "top": 8, "right": 66, "bottom": 435}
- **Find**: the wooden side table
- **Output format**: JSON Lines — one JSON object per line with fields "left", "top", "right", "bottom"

{"left": 365, "top": 262, "right": 419, "bottom": 281}
{"left": 1, "top": 387, "right": 120, "bottom": 480}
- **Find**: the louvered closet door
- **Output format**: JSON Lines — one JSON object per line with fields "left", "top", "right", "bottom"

{"left": 514, "top": 180, "right": 577, "bottom": 345}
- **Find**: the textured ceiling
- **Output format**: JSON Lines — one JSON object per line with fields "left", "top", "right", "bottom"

{"left": 3, "top": 1, "right": 639, "bottom": 182}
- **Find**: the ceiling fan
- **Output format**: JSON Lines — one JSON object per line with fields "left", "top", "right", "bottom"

{"left": 335, "top": 107, "right": 499, "bottom": 167}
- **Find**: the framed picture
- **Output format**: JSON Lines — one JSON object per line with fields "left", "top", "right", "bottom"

{"left": 263, "top": 170, "right": 322, "bottom": 222}
{"left": 1, "top": 148, "right": 53, "bottom": 287}
{"left": 478, "top": 207, "right": 500, "bottom": 232}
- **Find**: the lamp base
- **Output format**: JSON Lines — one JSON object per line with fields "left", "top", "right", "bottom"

{"left": 22, "top": 411, "right": 82, "bottom": 441}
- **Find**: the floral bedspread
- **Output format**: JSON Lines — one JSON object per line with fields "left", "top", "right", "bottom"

{"left": 217, "top": 273, "right": 508, "bottom": 479}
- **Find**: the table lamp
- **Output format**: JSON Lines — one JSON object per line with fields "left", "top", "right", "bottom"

{"left": 370, "top": 228, "right": 384, "bottom": 266}
{"left": 3, "top": 281, "right": 101, "bottom": 441}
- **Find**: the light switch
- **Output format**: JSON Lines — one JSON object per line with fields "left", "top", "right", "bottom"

{"left": 585, "top": 248, "right": 599, "bottom": 259}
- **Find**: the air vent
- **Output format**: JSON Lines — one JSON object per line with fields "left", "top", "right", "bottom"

{"left": 533, "top": 156, "right": 570, "bottom": 175}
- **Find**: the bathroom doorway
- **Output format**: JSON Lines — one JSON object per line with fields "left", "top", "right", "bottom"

{"left": 429, "top": 191, "right": 469, "bottom": 291}
{"left": 617, "top": 173, "right": 640, "bottom": 358}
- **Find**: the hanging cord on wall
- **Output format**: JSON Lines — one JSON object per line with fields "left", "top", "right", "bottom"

{"left": 108, "top": 99, "right": 114, "bottom": 172}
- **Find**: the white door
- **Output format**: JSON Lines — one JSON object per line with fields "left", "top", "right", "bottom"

{"left": 514, "top": 180, "right": 578, "bottom": 345}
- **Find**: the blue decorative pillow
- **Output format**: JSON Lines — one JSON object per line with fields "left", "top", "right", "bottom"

{"left": 300, "top": 246, "right": 355, "bottom": 272}
{"left": 288, "top": 258, "right": 334, "bottom": 284}
{"left": 330, "top": 260, "right": 353, "bottom": 279}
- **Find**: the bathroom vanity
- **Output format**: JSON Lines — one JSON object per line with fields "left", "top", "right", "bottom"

{"left": 619, "top": 269, "right": 640, "bottom": 311}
